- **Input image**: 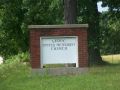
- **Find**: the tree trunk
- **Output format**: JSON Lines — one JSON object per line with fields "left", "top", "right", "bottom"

{"left": 64, "top": 0, "right": 77, "bottom": 24}
{"left": 87, "top": 0, "right": 104, "bottom": 65}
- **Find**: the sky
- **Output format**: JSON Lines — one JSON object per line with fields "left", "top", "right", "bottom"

{"left": 97, "top": 1, "right": 109, "bottom": 12}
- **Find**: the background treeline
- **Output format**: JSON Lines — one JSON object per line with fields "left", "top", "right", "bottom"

{"left": 0, "top": 0, "right": 120, "bottom": 62}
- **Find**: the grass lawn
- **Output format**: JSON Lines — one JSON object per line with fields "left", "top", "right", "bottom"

{"left": 102, "top": 54, "right": 120, "bottom": 64}
{"left": 0, "top": 55, "right": 120, "bottom": 90}
{"left": 0, "top": 64, "right": 120, "bottom": 90}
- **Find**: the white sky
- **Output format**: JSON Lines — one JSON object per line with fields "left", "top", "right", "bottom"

{"left": 97, "top": 1, "right": 109, "bottom": 12}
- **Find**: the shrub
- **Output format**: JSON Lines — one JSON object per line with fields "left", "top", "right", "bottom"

{"left": 0, "top": 52, "right": 30, "bottom": 81}
{"left": 5, "top": 52, "right": 30, "bottom": 64}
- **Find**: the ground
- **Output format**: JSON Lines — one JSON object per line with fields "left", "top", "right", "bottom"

{"left": 102, "top": 54, "right": 120, "bottom": 64}
{"left": 0, "top": 54, "right": 120, "bottom": 90}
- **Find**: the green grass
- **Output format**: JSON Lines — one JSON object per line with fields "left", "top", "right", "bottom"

{"left": 102, "top": 54, "right": 120, "bottom": 64}
{"left": 0, "top": 63, "right": 120, "bottom": 90}
{"left": 0, "top": 54, "right": 120, "bottom": 90}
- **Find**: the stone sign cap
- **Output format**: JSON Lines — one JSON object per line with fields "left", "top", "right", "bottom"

{"left": 28, "top": 24, "right": 88, "bottom": 29}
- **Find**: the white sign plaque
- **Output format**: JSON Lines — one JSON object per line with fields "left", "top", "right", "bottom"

{"left": 40, "top": 36, "right": 78, "bottom": 67}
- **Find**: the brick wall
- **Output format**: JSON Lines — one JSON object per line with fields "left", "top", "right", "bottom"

{"left": 29, "top": 25, "right": 88, "bottom": 68}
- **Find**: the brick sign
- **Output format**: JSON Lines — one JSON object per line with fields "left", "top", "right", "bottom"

{"left": 29, "top": 24, "right": 89, "bottom": 69}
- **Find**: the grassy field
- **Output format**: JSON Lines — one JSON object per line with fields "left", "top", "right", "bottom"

{"left": 0, "top": 55, "right": 120, "bottom": 90}
{"left": 1, "top": 64, "right": 120, "bottom": 90}
{"left": 102, "top": 54, "right": 120, "bottom": 64}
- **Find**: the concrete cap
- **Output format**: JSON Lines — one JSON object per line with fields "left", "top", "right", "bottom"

{"left": 28, "top": 24, "right": 88, "bottom": 29}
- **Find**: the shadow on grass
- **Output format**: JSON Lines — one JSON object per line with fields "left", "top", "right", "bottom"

{"left": 90, "top": 59, "right": 120, "bottom": 67}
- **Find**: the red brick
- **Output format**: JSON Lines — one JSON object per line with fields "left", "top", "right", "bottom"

{"left": 29, "top": 26, "right": 88, "bottom": 68}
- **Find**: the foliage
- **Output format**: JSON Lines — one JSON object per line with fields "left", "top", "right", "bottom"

{"left": 102, "top": 0, "right": 120, "bottom": 11}
{"left": 0, "top": 61, "right": 29, "bottom": 82}
{"left": 0, "top": 52, "right": 30, "bottom": 83}
{"left": 0, "top": 0, "right": 120, "bottom": 62}
{"left": 0, "top": 0, "right": 63, "bottom": 58}
{"left": 5, "top": 52, "right": 30, "bottom": 64}
{"left": 100, "top": 12, "right": 120, "bottom": 54}
{"left": 0, "top": 0, "right": 27, "bottom": 58}
{"left": 24, "top": 0, "right": 63, "bottom": 25}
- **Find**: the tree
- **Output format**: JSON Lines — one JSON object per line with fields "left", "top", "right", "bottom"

{"left": 100, "top": 0, "right": 120, "bottom": 55}
{"left": 64, "top": 0, "right": 104, "bottom": 64}
{"left": 86, "top": 0, "right": 104, "bottom": 64}
{"left": 24, "top": 0, "right": 63, "bottom": 25}
{"left": 100, "top": 12, "right": 120, "bottom": 55}
{"left": 0, "top": 0, "right": 27, "bottom": 58}
{"left": 64, "top": 0, "right": 77, "bottom": 24}
{"left": 0, "top": 0, "right": 63, "bottom": 58}
{"left": 0, "top": 0, "right": 119, "bottom": 63}
{"left": 102, "top": 0, "right": 120, "bottom": 11}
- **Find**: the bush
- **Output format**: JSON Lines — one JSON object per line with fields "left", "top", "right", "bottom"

{"left": 0, "top": 52, "right": 30, "bottom": 81}
{"left": 5, "top": 52, "right": 30, "bottom": 64}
